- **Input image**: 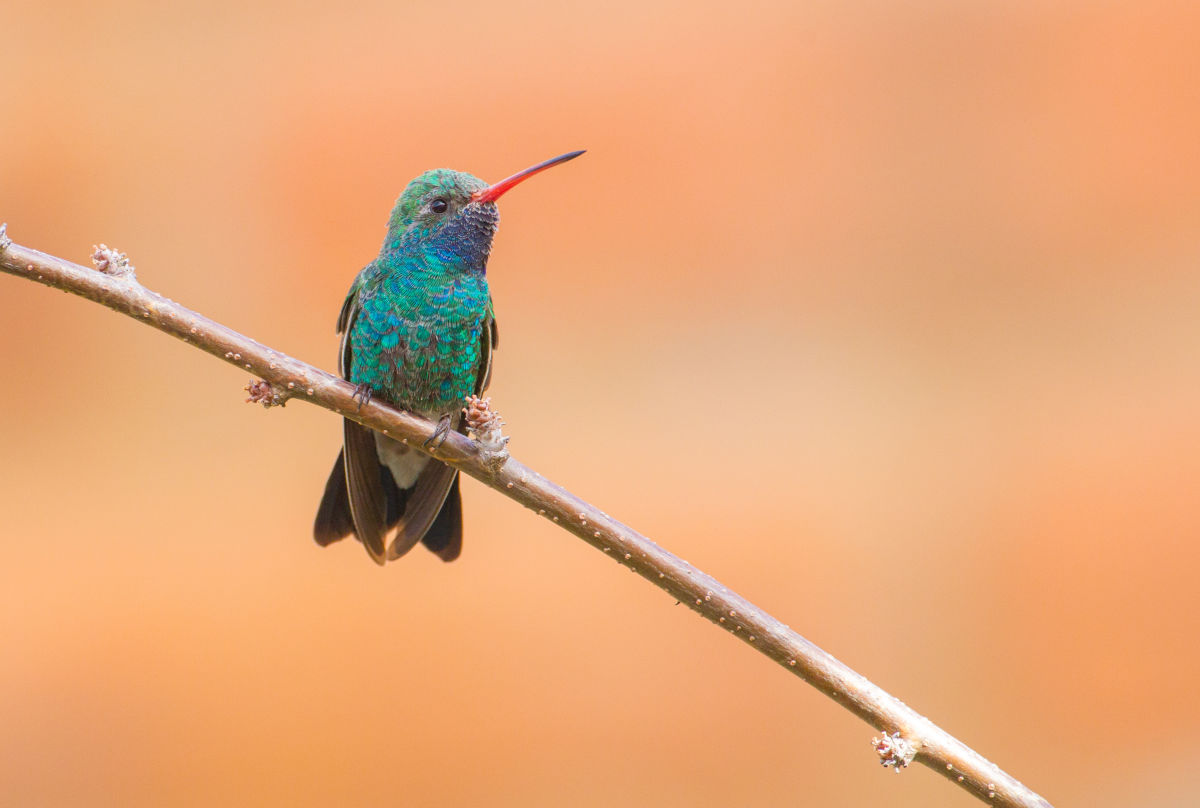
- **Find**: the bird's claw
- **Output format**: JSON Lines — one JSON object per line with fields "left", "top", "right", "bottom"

{"left": 353, "top": 384, "right": 373, "bottom": 411}
{"left": 423, "top": 414, "right": 453, "bottom": 451}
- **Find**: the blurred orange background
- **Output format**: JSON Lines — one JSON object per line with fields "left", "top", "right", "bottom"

{"left": 2, "top": 1, "right": 1198, "bottom": 805}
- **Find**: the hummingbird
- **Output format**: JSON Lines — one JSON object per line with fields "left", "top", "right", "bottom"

{"left": 313, "top": 150, "right": 584, "bottom": 565}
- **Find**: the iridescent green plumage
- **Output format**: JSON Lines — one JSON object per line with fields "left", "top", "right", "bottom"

{"left": 349, "top": 169, "right": 496, "bottom": 412}
{"left": 313, "top": 152, "right": 583, "bottom": 566}
{"left": 348, "top": 255, "right": 491, "bottom": 412}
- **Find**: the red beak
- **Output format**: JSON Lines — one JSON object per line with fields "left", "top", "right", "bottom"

{"left": 471, "top": 150, "right": 585, "bottom": 204}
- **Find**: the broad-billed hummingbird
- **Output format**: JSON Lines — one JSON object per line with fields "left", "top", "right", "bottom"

{"left": 314, "top": 150, "right": 584, "bottom": 565}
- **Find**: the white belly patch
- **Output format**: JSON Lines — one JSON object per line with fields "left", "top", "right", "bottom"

{"left": 374, "top": 433, "right": 428, "bottom": 488}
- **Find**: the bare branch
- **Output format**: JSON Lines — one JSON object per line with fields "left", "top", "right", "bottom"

{"left": 0, "top": 230, "right": 1054, "bottom": 808}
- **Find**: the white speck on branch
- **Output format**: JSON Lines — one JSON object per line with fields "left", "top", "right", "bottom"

{"left": 0, "top": 232, "right": 1054, "bottom": 808}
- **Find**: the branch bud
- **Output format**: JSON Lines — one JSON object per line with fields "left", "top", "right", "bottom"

{"left": 872, "top": 731, "right": 917, "bottom": 773}
{"left": 245, "top": 379, "right": 287, "bottom": 408}
{"left": 463, "top": 395, "right": 510, "bottom": 470}
{"left": 91, "top": 243, "right": 136, "bottom": 279}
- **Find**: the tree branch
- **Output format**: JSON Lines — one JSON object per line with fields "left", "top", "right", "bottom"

{"left": 0, "top": 228, "right": 1053, "bottom": 808}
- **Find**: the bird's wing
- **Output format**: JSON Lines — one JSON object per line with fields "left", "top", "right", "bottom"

{"left": 336, "top": 275, "right": 389, "bottom": 565}
{"left": 477, "top": 297, "right": 498, "bottom": 393}
{"left": 336, "top": 273, "right": 367, "bottom": 374}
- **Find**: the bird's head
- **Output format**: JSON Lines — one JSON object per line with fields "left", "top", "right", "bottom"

{"left": 383, "top": 151, "right": 584, "bottom": 255}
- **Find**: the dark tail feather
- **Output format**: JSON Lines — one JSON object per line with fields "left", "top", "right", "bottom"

{"left": 318, "top": 426, "right": 462, "bottom": 565}
{"left": 420, "top": 474, "right": 463, "bottom": 562}
{"left": 386, "top": 459, "right": 458, "bottom": 561}
{"left": 380, "top": 465, "right": 407, "bottom": 528}
{"left": 342, "top": 419, "right": 390, "bottom": 565}
{"left": 313, "top": 438, "right": 408, "bottom": 559}
{"left": 314, "top": 450, "right": 354, "bottom": 546}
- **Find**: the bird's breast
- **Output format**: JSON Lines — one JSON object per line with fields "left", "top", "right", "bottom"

{"left": 350, "top": 274, "right": 489, "bottom": 415}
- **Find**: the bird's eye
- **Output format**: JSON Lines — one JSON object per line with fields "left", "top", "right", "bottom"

{"left": 430, "top": 198, "right": 449, "bottom": 214}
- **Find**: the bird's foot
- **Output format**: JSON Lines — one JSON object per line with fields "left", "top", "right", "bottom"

{"left": 352, "top": 383, "right": 373, "bottom": 412}
{"left": 423, "top": 413, "right": 453, "bottom": 451}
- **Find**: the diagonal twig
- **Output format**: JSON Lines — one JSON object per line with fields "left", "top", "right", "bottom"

{"left": 0, "top": 229, "right": 1053, "bottom": 808}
